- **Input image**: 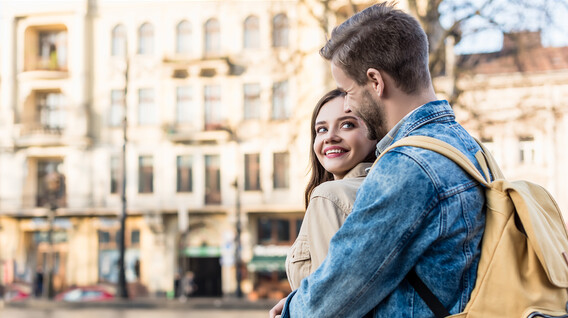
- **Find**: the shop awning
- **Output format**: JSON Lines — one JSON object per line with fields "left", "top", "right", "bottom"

{"left": 181, "top": 246, "right": 221, "bottom": 257}
{"left": 247, "top": 255, "right": 287, "bottom": 272}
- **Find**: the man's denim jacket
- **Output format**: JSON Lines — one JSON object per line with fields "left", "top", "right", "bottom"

{"left": 282, "top": 100, "right": 486, "bottom": 317}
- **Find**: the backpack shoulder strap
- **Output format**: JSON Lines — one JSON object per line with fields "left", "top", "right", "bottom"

{"left": 373, "top": 135, "right": 491, "bottom": 187}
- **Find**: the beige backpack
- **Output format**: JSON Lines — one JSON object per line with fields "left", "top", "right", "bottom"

{"left": 378, "top": 136, "right": 568, "bottom": 318}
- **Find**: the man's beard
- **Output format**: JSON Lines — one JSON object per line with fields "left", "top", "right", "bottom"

{"left": 356, "top": 90, "right": 388, "bottom": 141}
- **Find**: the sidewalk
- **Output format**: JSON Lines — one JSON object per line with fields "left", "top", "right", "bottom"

{"left": 2, "top": 297, "right": 278, "bottom": 311}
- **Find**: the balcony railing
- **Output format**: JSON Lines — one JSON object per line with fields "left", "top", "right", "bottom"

{"left": 30, "top": 56, "right": 68, "bottom": 72}
{"left": 20, "top": 122, "right": 64, "bottom": 136}
{"left": 36, "top": 194, "right": 67, "bottom": 209}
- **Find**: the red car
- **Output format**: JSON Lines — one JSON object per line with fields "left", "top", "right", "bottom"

{"left": 4, "top": 283, "right": 31, "bottom": 301}
{"left": 55, "top": 285, "right": 115, "bottom": 302}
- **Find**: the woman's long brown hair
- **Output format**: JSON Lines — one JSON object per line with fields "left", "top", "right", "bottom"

{"left": 304, "top": 89, "right": 377, "bottom": 209}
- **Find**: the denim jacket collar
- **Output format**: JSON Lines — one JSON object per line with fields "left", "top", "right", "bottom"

{"left": 376, "top": 100, "right": 453, "bottom": 155}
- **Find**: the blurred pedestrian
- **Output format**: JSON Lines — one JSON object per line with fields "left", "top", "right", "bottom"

{"left": 180, "top": 271, "right": 197, "bottom": 301}
{"left": 33, "top": 267, "right": 43, "bottom": 298}
{"left": 173, "top": 272, "right": 181, "bottom": 298}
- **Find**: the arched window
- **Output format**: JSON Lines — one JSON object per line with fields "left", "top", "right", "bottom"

{"left": 272, "top": 13, "right": 289, "bottom": 48}
{"left": 138, "top": 22, "right": 154, "bottom": 55}
{"left": 204, "top": 18, "right": 220, "bottom": 54}
{"left": 243, "top": 15, "right": 260, "bottom": 49}
{"left": 111, "top": 24, "right": 127, "bottom": 57}
{"left": 176, "top": 20, "right": 192, "bottom": 54}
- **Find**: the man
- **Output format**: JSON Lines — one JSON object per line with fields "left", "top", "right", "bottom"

{"left": 270, "top": 2, "right": 486, "bottom": 317}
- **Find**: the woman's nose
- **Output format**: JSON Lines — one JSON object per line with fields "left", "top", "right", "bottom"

{"left": 324, "top": 129, "right": 341, "bottom": 143}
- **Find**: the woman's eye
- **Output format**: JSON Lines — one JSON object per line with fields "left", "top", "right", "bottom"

{"left": 341, "top": 122, "right": 355, "bottom": 129}
{"left": 316, "top": 127, "right": 327, "bottom": 133}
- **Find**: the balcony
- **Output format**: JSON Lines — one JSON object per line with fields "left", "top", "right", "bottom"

{"left": 20, "top": 56, "right": 68, "bottom": 80}
{"left": 20, "top": 122, "right": 64, "bottom": 136}
{"left": 164, "top": 123, "right": 233, "bottom": 144}
{"left": 23, "top": 26, "right": 69, "bottom": 79}
{"left": 15, "top": 121, "right": 65, "bottom": 148}
{"left": 35, "top": 194, "right": 67, "bottom": 209}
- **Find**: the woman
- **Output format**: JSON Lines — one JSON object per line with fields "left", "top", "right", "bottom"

{"left": 285, "top": 89, "right": 378, "bottom": 290}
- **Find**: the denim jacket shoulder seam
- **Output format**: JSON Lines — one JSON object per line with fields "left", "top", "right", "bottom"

{"left": 398, "top": 111, "right": 454, "bottom": 138}
{"left": 387, "top": 148, "right": 443, "bottom": 194}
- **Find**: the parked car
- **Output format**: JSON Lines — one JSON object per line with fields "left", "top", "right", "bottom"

{"left": 4, "top": 283, "right": 31, "bottom": 301}
{"left": 55, "top": 285, "right": 115, "bottom": 302}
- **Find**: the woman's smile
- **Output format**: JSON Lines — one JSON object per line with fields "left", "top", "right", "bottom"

{"left": 323, "top": 146, "right": 349, "bottom": 158}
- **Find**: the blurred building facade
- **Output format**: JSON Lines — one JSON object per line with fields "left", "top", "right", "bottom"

{"left": 437, "top": 31, "right": 568, "bottom": 218}
{"left": 0, "top": 0, "right": 351, "bottom": 299}
{"left": 0, "top": 0, "right": 567, "bottom": 301}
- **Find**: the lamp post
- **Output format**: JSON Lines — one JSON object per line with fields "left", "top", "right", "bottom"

{"left": 117, "top": 45, "right": 129, "bottom": 299}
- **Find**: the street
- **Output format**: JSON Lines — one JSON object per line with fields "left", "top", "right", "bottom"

{"left": 0, "top": 308, "right": 270, "bottom": 318}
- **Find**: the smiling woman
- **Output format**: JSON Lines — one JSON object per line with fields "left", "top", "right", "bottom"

{"left": 313, "top": 95, "right": 377, "bottom": 180}
{"left": 284, "top": 89, "right": 380, "bottom": 291}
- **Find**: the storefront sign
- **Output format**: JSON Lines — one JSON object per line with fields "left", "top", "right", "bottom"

{"left": 252, "top": 244, "right": 289, "bottom": 257}
{"left": 25, "top": 217, "right": 72, "bottom": 230}
{"left": 182, "top": 246, "right": 221, "bottom": 257}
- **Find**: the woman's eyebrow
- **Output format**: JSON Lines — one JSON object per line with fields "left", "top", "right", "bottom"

{"left": 315, "top": 120, "right": 327, "bottom": 125}
{"left": 336, "top": 115, "right": 358, "bottom": 121}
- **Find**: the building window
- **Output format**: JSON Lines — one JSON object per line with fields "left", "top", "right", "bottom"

{"left": 97, "top": 228, "right": 139, "bottom": 283}
{"left": 37, "top": 29, "right": 68, "bottom": 70}
{"left": 138, "top": 88, "right": 156, "bottom": 125}
{"left": 177, "top": 155, "right": 193, "bottom": 193}
{"left": 273, "top": 152, "right": 289, "bottom": 189}
{"left": 243, "top": 83, "right": 261, "bottom": 120}
{"left": 138, "top": 156, "right": 154, "bottom": 193}
{"left": 109, "top": 89, "right": 124, "bottom": 127}
{"left": 176, "top": 20, "right": 192, "bottom": 54}
{"left": 272, "top": 81, "right": 290, "bottom": 120}
{"left": 36, "top": 159, "right": 66, "bottom": 208}
{"left": 257, "top": 217, "right": 301, "bottom": 245}
{"left": 138, "top": 22, "right": 154, "bottom": 55}
{"left": 98, "top": 230, "right": 111, "bottom": 245}
{"left": 204, "top": 85, "right": 222, "bottom": 130}
{"left": 176, "top": 86, "right": 192, "bottom": 124}
{"left": 110, "top": 155, "right": 120, "bottom": 194}
{"left": 204, "top": 18, "right": 220, "bottom": 55}
{"left": 245, "top": 153, "right": 261, "bottom": 191}
{"left": 243, "top": 15, "right": 260, "bottom": 49}
{"left": 130, "top": 230, "right": 140, "bottom": 246}
{"left": 98, "top": 229, "right": 139, "bottom": 249}
{"left": 37, "top": 92, "right": 66, "bottom": 133}
{"left": 111, "top": 24, "right": 127, "bottom": 57}
{"left": 519, "top": 136, "right": 536, "bottom": 164}
{"left": 272, "top": 13, "right": 289, "bottom": 48}
{"left": 205, "top": 155, "right": 221, "bottom": 204}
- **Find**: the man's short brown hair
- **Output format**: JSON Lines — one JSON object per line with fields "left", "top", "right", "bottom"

{"left": 320, "top": 2, "right": 431, "bottom": 94}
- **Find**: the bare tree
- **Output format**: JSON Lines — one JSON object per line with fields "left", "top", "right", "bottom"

{"left": 297, "top": 0, "right": 566, "bottom": 99}
{"left": 407, "top": 0, "right": 566, "bottom": 102}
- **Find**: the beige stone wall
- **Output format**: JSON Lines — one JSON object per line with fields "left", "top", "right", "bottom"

{"left": 441, "top": 70, "right": 568, "bottom": 219}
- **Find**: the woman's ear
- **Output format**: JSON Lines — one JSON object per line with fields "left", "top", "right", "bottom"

{"left": 366, "top": 68, "right": 384, "bottom": 97}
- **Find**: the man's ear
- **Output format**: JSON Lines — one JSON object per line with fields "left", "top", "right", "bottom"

{"left": 366, "top": 68, "right": 384, "bottom": 97}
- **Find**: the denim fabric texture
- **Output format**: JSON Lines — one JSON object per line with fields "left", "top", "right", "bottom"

{"left": 281, "top": 100, "right": 486, "bottom": 318}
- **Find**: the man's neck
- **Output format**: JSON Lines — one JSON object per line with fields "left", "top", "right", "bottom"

{"left": 384, "top": 87, "right": 437, "bottom": 130}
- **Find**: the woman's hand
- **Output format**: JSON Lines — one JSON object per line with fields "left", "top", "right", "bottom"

{"left": 269, "top": 297, "right": 287, "bottom": 318}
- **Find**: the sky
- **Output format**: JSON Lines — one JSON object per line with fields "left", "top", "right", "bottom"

{"left": 439, "top": 0, "right": 568, "bottom": 54}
